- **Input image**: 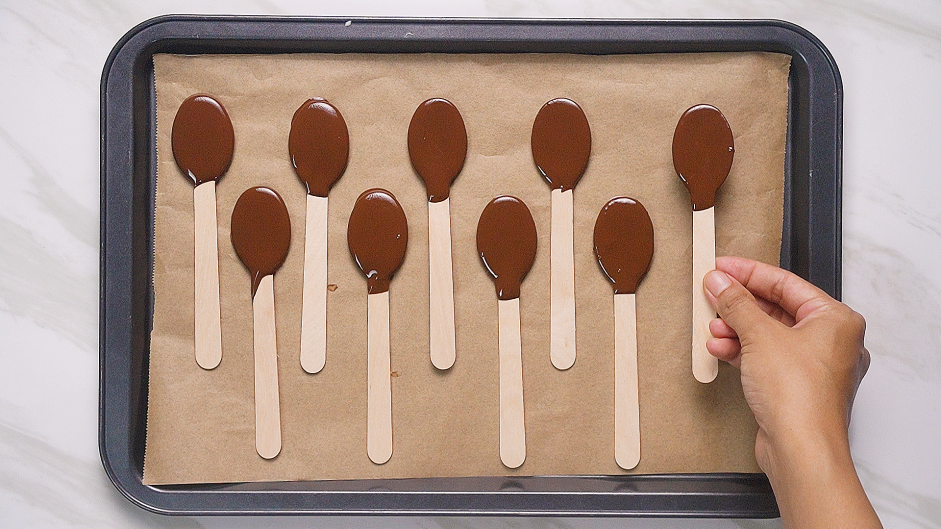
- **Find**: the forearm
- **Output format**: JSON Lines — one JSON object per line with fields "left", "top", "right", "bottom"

{"left": 762, "top": 429, "right": 882, "bottom": 529}
{"left": 704, "top": 258, "right": 879, "bottom": 526}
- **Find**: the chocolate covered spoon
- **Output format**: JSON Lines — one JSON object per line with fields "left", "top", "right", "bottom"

{"left": 289, "top": 98, "right": 350, "bottom": 374}
{"left": 347, "top": 189, "right": 408, "bottom": 465}
{"left": 477, "top": 196, "right": 537, "bottom": 469}
{"left": 593, "top": 197, "right": 654, "bottom": 470}
{"left": 231, "top": 187, "right": 291, "bottom": 460}
{"left": 532, "top": 98, "right": 591, "bottom": 371}
{"left": 408, "top": 98, "right": 467, "bottom": 371}
{"left": 171, "top": 94, "right": 234, "bottom": 370}
{"left": 673, "top": 104, "right": 734, "bottom": 384}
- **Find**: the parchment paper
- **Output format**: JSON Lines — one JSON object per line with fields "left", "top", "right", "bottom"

{"left": 144, "top": 51, "right": 790, "bottom": 485}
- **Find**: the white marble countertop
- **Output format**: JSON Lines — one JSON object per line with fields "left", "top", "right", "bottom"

{"left": 1, "top": 1, "right": 939, "bottom": 527}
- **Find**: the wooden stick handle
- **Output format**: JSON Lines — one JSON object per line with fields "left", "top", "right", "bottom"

{"left": 301, "top": 194, "right": 329, "bottom": 374}
{"left": 614, "top": 293, "right": 640, "bottom": 470}
{"left": 692, "top": 208, "right": 719, "bottom": 383}
{"left": 550, "top": 188, "right": 576, "bottom": 371}
{"left": 367, "top": 291, "right": 393, "bottom": 464}
{"left": 193, "top": 181, "right": 222, "bottom": 370}
{"left": 498, "top": 298, "right": 526, "bottom": 469}
{"left": 252, "top": 274, "right": 281, "bottom": 459}
{"left": 428, "top": 198, "right": 456, "bottom": 370}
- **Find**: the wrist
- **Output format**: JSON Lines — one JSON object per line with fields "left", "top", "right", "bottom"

{"left": 759, "top": 427, "right": 881, "bottom": 528}
{"left": 760, "top": 423, "right": 853, "bottom": 483}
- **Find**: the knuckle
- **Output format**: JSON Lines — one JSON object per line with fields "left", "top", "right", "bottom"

{"left": 839, "top": 304, "right": 867, "bottom": 335}
{"left": 767, "top": 274, "right": 788, "bottom": 306}
{"left": 850, "top": 310, "right": 867, "bottom": 334}
{"left": 859, "top": 348, "right": 872, "bottom": 378}
{"left": 863, "top": 351, "right": 872, "bottom": 378}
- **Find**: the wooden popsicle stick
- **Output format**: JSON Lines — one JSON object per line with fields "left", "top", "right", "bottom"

{"left": 193, "top": 181, "right": 223, "bottom": 370}
{"left": 428, "top": 198, "right": 456, "bottom": 370}
{"left": 614, "top": 293, "right": 640, "bottom": 470}
{"left": 498, "top": 298, "right": 526, "bottom": 469}
{"left": 692, "top": 208, "right": 719, "bottom": 383}
{"left": 300, "top": 194, "right": 329, "bottom": 374}
{"left": 550, "top": 188, "right": 576, "bottom": 371}
{"left": 252, "top": 274, "right": 282, "bottom": 459}
{"left": 367, "top": 291, "right": 393, "bottom": 464}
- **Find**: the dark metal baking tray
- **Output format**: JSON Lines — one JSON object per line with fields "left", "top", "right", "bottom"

{"left": 100, "top": 15, "right": 841, "bottom": 516}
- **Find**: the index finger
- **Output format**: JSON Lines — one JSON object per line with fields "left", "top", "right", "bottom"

{"left": 715, "top": 256, "right": 833, "bottom": 322}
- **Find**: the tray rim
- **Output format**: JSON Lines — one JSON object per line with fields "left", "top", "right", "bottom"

{"left": 100, "top": 15, "right": 842, "bottom": 517}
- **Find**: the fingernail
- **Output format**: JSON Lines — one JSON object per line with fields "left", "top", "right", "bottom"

{"left": 704, "top": 270, "right": 732, "bottom": 296}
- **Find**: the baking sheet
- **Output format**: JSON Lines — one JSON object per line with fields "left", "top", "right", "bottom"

{"left": 144, "top": 51, "right": 790, "bottom": 485}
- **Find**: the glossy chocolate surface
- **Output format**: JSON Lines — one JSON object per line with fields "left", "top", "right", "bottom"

{"left": 171, "top": 94, "right": 235, "bottom": 186}
{"left": 672, "top": 104, "right": 734, "bottom": 211}
{"left": 407, "top": 98, "right": 467, "bottom": 203}
{"left": 593, "top": 197, "right": 654, "bottom": 295}
{"left": 289, "top": 98, "right": 350, "bottom": 197}
{"left": 531, "top": 98, "right": 591, "bottom": 191}
{"left": 476, "top": 196, "right": 538, "bottom": 300}
{"left": 347, "top": 189, "right": 409, "bottom": 294}
{"left": 231, "top": 187, "right": 292, "bottom": 297}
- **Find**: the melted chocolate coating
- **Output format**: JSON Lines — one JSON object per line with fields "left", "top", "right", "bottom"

{"left": 171, "top": 94, "right": 235, "bottom": 186}
{"left": 593, "top": 197, "right": 654, "bottom": 295}
{"left": 531, "top": 98, "right": 592, "bottom": 191}
{"left": 476, "top": 196, "right": 538, "bottom": 300}
{"left": 231, "top": 187, "right": 292, "bottom": 297}
{"left": 672, "top": 104, "right": 735, "bottom": 211}
{"left": 289, "top": 98, "right": 350, "bottom": 197}
{"left": 347, "top": 189, "right": 409, "bottom": 294}
{"left": 407, "top": 98, "right": 467, "bottom": 203}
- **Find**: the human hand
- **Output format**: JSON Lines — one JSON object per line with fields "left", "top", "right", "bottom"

{"left": 703, "top": 256, "right": 879, "bottom": 528}
{"left": 703, "top": 256, "right": 869, "bottom": 467}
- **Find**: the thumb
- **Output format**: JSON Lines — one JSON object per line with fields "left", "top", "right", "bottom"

{"left": 704, "top": 270, "right": 773, "bottom": 337}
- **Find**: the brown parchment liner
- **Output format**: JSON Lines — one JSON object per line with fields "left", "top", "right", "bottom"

{"left": 144, "top": 52, "right": 790, "bottom": 485}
